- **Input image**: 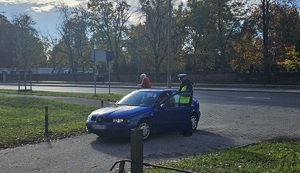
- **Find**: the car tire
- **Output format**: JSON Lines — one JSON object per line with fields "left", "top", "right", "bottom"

{"left": 138, "top": 119, "right": 152, "bottom": 141}
{"left": 191, "top": 114, "right": 198, "bottom": 131}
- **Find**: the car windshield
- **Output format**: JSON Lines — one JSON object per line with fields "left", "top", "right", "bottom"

{"left": 117, "top": 90, "right": 159, "bottom": 106}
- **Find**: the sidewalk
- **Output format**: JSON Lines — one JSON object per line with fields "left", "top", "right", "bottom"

{"left": 1, "top": 81, "right": 300, "bottom": 94}
{"left": 194, "top": 85, "right": 300, "bottom": 94}
{"left": 0, "top": 81, "right": 300, "bottom": 94}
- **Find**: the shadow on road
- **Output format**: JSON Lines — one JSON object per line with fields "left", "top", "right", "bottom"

{"left": 88, "top": 129, "right": 235, "bottom": 160}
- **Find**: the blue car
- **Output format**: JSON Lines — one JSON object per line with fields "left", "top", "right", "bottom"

{"left": 86, "top": 89, "right": 200, "bottom": 141}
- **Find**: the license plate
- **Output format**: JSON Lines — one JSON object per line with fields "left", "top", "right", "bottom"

{"left": 92, "top": 124, "right": 107, "bottom": 130}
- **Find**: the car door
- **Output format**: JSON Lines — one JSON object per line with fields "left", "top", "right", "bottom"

{"left": 153, "top": 91, "right": 192, "bottom": 132}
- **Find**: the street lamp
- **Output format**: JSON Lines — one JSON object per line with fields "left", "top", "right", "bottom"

{"left": 167, "top": 0, "right": 172, "bottom": 88}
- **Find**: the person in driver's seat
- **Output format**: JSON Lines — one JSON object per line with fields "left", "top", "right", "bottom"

{"left": 157, "top": 92, "right": 171, "bottom": 106}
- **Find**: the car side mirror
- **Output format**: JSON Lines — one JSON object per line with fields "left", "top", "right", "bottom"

{"left": 160, "top": 103, "right": 167, "bottom": 109}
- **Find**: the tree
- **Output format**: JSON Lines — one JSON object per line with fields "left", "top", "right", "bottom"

{"left": 172, "top": 2, "right": 193, "bottom": 72}
{"left": 126, "top": 24, "right": 149, "bottom": 73}
{"left": 247, "top": 0, "right": 300, "bottom": 77}
{"left": 277, "top": 45, "right": 300, "bottom": 72}
{"left": 230, "top": 20, "right": 263, "bottom": 73}
{"left": 56, "top": 4, "right": 90, "bottom": 81}
{"left": 185, "top": 0, "right": 215, "bottom": 72}
{"left": 133, "top": 0, "right": 170, "bottom": 82}
{"left": 210, "top": 0, "right": 248, "bottom": 71}
{"left": 271, "top": 3, "right": 300, "bottom": 72}
{"left": 87, "top": 0, "right": 131, "bottom": 81}
{"left": 185, "top": 0, "right": 248, "bottom": 72}
{"left": 48, "top": 40, "right": 70, "bottom": 68}
{"left": 261, "top": 0, "right": 271, "bottom": 83}
{"left": 11, "top": 14, "right": 46, "bottom": 71}
{"left": 0, "top": 14, "right": 14, "bottom": 67}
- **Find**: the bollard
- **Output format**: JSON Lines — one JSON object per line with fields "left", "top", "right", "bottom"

{"left": 118, "top": 161, "right": 125, "bottom": 173}
{"left": 101, "top": 100, "right": 104, "bottom": 107}
{"left": 45, "top": 106, "right": 49, "bottom": 136}
{"left": 131, "top": 128, "right": 143, "bottom": 173}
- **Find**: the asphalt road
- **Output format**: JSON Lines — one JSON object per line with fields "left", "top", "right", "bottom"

{"left": 0, "top": 84, "right": 300, "bottom": 173}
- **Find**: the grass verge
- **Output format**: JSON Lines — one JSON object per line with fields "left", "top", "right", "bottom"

{"left": 0, "top": 89, "right": 123, "bottom": 101}
{"left": 0, "top": 89, "right": 124, "bottom": 149}
{"left": 0, "top": 95, "right": 98, "bottom": 148}
{"left": 145, "top": 139, "right": 300, "bottom": 172}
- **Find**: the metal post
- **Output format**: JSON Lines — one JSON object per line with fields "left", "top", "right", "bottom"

{"left": 107, "top": 60, "right": 111, "bottom": 94}
{"left": 24, "top": 71, "right": 27, "bottom": 93}
{"left": 118, "top": 161, "right": 125, "bottom": 173}
{"left": 45, "top": 106, "right": 49, "bottom": 136}
{"left": 167, "top": 0, "right": 172, "bottom": 88}
{"left": 93, "top": 49, "right": 97, "bottom": 96}
{"left": 131, "top": 128, "right": 143, "bottom": 173}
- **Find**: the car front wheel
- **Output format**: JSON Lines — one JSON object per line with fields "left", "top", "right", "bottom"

{"left": 138, "top": 120, "right": 152, "bottom": 141}
{"left": 191, "top": 114, "right": 198, "bottom": 131}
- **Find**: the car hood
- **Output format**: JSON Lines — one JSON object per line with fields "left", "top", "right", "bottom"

{"left": 90, "top": 105, "right": 151, "bottom": 118}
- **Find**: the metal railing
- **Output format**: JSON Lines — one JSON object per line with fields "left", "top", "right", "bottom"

{"left": 109, "top": 128, "right": 195, "bottom": 173}
{"left": 110, "top": 159, "right": 194, "bottom": 173}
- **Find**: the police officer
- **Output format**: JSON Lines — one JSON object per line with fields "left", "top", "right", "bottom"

{"left": 178, "top": 73, "right": 194, "bottom": 136}
{"left": 178, "top": 73, "right": 193, "bottom": 105}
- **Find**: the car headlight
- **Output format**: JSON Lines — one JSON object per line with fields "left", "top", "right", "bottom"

{"left": 113, "top": 119, "right": 130, "bottom": 123}
{"left": 87, "top": 114, "right": 98, "bottom": 121}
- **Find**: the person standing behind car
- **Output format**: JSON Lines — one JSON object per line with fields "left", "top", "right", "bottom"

{"left": 178, "top": 73, "right": 194, "bottom": 136}
{"left": 138, "top": 73, "right": 151, "bottom": 88}
{"left": 178, "top": 73, "right": 193, "bottom": 104}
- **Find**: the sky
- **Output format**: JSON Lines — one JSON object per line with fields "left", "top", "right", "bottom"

{"left": 0, "top": 0, "right": 143, "bottom": 38}
{"left": 0, "top": 0, "right": 290, "bottom": 39}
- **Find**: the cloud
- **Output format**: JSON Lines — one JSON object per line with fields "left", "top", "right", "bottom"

{"left": 0, "top": 0, "right": 88, "bottom": 12}
{"left": 30, "top": 4, "right": 55, "bottom": 13}
{"left": 0, "top": 0, "right": 86, "bottom": 6}
{"left": 0, "top": 0, "right": 187, "bottom": 38}
{"left": 0, "top": 0, "right": 90, "bottom": 37}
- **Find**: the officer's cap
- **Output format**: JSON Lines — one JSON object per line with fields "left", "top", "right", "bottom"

{"left": 178, "top": 73, "right": 187, "bottom": 80}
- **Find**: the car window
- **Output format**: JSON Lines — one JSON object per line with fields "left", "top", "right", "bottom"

{"left": 117, "top": 90, "right": 158, "bottom": 106}
{"left": 161, "top": 91, "right": 192, "bottom": 107}
{"left": 157, "top": 92, "right": 170, "bottom": 103}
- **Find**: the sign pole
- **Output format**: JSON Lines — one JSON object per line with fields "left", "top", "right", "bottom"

{"left": 91, "top": 49, "right": 110, "bottom": 94}
{"left": 93, "top": 49, "right": 96, "bottom": 96}
{"left": 108, "top": 61, "right": 111, "bottom": 94}
{"left": 106, "top": 50, "right": 111, "bottom": 94}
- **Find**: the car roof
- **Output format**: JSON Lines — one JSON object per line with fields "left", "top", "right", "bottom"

{"left": 136, "top": 88, "right": 176, "bottom": 92}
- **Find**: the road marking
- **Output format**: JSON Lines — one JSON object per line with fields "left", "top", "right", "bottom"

{"left": 241, "top": 97, "right": 270, "bottom": 100}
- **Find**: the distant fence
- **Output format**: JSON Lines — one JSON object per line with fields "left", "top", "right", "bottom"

{"left": 1, "top": 72, "right": 300, "bottom": 85}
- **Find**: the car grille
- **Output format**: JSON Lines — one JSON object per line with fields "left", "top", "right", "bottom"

{"left": 105, "top": 118, "right": 113, "bottom": 122}
{"left": 97, "top": 117, "right": 102, "bottom": 122}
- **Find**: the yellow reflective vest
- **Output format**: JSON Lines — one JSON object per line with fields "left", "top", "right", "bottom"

{"left": 179, "top": 86, "right": 191, "bottom": 104}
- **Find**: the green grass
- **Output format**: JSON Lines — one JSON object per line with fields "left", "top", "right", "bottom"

{"left": 0, "top": 89, "right": 124, "bottom": 149}
{"left": 0, "top": 89, "right": 123, "bottom": 101}
{"left": 0, "top": 95, "right": 98, "bottom": 148}
{"left": 145, "top": 140, "right": 300, "bottom": 173}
